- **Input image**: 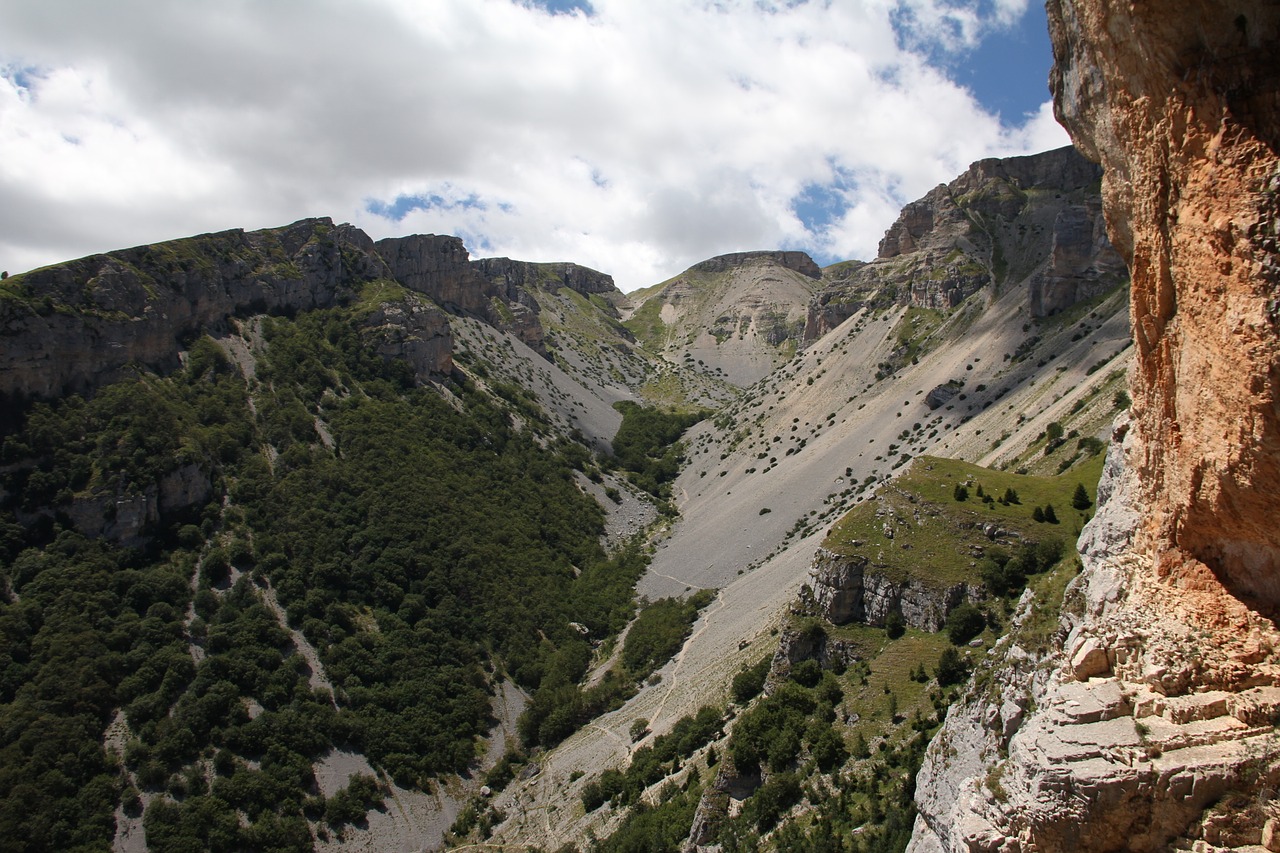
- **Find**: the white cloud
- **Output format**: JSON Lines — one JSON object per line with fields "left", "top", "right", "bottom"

{"left": 0, "top": 0, "right": 1069, "bottom": 290}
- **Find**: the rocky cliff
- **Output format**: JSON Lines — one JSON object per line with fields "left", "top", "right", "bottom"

{"left": 804, "top": 146, "right": 1125, "bottom": 341}
{"left": 0, "top": 219, "right": 377, "bottom": 402}
{"left": 0, "top": 219, "right": 631, "bottom": 409}
{"left": 909, "top": 2, "right": 1280, "bottom": 850}
{"left": 0, "top": 219, "right": 472, "bottom": 407}
{"left": 807, "top": 548, "right": 976, "bottom": 634}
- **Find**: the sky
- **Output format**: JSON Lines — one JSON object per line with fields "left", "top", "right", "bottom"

{"left": 0, "top": 0, "right": 1068, "bottom": 292}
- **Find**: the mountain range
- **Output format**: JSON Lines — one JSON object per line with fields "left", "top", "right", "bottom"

{"left": 2, "top": 1, "right": 1278, "bottom": 849}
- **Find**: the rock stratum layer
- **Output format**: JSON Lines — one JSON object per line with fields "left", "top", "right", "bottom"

{"left": 910, "top": 2, "right": 1280, "bottom": 851}
{"left": 0, "top": 218, "right": 621, "bottom": 407}
{"left": 805, "top": 145, "right": 1125, "bottom": 342}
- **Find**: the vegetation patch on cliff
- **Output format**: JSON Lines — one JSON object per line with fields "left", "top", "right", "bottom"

{"left": 821, "top": 455, "right": 1103, "bottom": 588}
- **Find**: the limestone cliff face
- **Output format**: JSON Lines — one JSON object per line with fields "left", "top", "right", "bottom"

{"left": 808, "top": 548, "right": 977, "bottom": 633}
{"left": 0, "top": 219, "right": 387, "bottom": 402}
{"left": 473, "top": 257, "right": 618, "bottom": 300}
{"left": 1050, "top": 0, "right": 1280, "bottom": 605}
{"left": 908, "top": 2, "right": 1280, "bottom": 851}
{"left": 376, "top": 233, "right": 493, "bottom": 317}
{"left": 689, "top": 250, "right": 822, "bottom": 280}
{"left": 0, "top": 219, "right": 476, "bottom": 407}
{"left": 360, "top": 294, "right": 454, "bottom": 379}
{"left": 471, "top": 257, "right": 621, "bottom": 356}
{"left": 1, "top": 220, "right": 635, "bottom": 408}
{"left": 804, "top": 146, "right": 1124, "bottom": 342}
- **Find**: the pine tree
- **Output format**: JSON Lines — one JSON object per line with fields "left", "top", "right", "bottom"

{"left": 1044, "top": 503, "right": 1059, "bottom": 524}
{"left": 1072, "top": 483, "right": 1092, "bottom": 510}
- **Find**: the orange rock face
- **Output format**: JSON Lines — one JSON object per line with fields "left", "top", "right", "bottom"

{"left": 1048, "top": 0, "right": 1280, "bottom": 611}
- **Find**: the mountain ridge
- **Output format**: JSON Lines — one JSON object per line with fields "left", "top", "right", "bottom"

{"left": 0, "top": 144, "right": 1135, "bottom": 853}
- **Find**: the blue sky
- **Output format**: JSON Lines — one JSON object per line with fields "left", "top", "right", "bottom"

{"left": 0, "top": 0, "right": 1068, "bottom": 291}
{"left": 942, "top": 2, "right": 1055, "bottom": 122}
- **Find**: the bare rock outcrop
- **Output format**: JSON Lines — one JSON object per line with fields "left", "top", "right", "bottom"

{"left": 804, "top": 146, "right": 1124, "bottom": 341}
{"left": 376, "top": 233, "right": 492, "bottom": 316}
{"left": 1030, "top": 198, "right": 1128, "bottom": 316}
{"left": 0, "top": 218, "right": 386, "bottom": 404}
{"left": 808, "top": 548, "right": 975, "bottom": 633}
{"left": 909, "top": 2, "right": 1280, "bottom": 851}
{"left": 1050, "top": 0, "right": 1280, "bottom": 604}
{"left": 360, "top": 294, "right": 454, "bottom": 379}
{"left": 473, "top": 257, "right": 618, "bottom": 299}
{"left": 689, "top": 250, "right": 822, "bottom": 280}
{"left": 470, "top": 257, "right": 621, "bottom": 356}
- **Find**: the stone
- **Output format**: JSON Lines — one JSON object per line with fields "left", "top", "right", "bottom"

{"left": 807, "top": 548, "right": 974, "bottom": 632}
{"left": 1070, "top": 637, "right": 1111, "bottom": 681}
{"left": 1262, "top": 818, "right": 1280, "bottom": 852}
{"left": 925, "top": 384, "right": 960, "bottom": 410}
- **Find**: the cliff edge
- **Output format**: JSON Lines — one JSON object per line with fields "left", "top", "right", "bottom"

{"left": 910, "top": 2, "right": 1280, "bottom": 850}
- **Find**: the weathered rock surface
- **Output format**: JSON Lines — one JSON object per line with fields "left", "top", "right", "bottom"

{"left": 688, "top": 250, "right": 822, "bottom": 280}
{"left": 1, "top": 220, "right": 629, "bottom": 405}
{"left": 804, "top": 146, "right": 1125, "bottom": 341}
{"left": 909, "top": 2, "right": 1280, "bottom": 851}
{"left": 627, "top": 251, "right": 821, "bottom": 387}
{"left": 359, "top": 293, "right": 454, "bottom": 379}
{"left": 0, "top": 218, "right": 385, "bottom": 403}
{"left": 1051, "top": 0, "right": 1280, "bottom": 604}
{"left": 807, "top": 548, "right": 975, "bottom": 633}
{"left": 471, "top": 257, "right": 621, "bottom": 356}
{"left": 27, "top": 461, "right": 213, "bottom": 547}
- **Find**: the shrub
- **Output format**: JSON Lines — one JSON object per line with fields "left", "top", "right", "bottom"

{"left": 945, "top": 603, "right": 985, "bottom": 645}
{"left": 936, "top": 647, "right": 969, "bottom": 686}
{"left": 630, "top": 719, "right": 649, "bottom": 742}
{"left": 884, "top": 611, "right": 905, "bottom": 639}
{"left": 745, "top": 772, "right": 802, "bottom": 831}
{"left": 790, "top": 659, "right": 822, "bottom": 688}
{"left": 732, "top": 656, "right": 772, "bottom": 704}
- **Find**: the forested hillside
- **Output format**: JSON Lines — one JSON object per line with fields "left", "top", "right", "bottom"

{"left": 0, "top": 288, "right": 672, "bottom": 852}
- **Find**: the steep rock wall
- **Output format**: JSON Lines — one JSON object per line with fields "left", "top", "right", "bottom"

{"left": 909, "top": 2, "right": 1280, "bottom": 850}
{"left": 808, "top": 548, "right": 976, "bottom": 633}
{"left": 0, "top": 219, "right": 468, "bottom": 405}
{"left": 1049, "top": 0, "right": 1280, "bottom": 604}
{"left": 804, "top": 146, "right": 1124, "bottom": 342}
{"left": 0, "top": 219, "right": 384, "bottom": 402}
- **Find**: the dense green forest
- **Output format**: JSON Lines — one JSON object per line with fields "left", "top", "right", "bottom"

{"left": 0, "top": 297, "right": 680, "bottom": 851}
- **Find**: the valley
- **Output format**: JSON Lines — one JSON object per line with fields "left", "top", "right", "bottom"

{"left": 3, "top": 0, "right": 1277, "bottom": 850}
{"left": 0, "top": 143, "right": 1140, "bottom": 852}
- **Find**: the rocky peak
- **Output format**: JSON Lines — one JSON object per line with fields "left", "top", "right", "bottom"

{"left": 473, "top": 257, "right": 617, "bottom": 299}
{"left": 689, "top": 250, "right": 822, "bottom": 279}
{"left": 806, "top": 146, "right": 1126, "bottom": 342}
